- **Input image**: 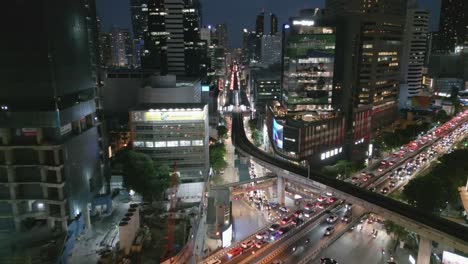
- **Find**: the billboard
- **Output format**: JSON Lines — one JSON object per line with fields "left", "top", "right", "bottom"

{"left": 132, "top": 110, "right": 205, "bottom": 122}
{"left": 222, "top": 224, "right": 233, "bottom": 248}
{"left": 273, "top": 119, "right": 284, "bottom": 149}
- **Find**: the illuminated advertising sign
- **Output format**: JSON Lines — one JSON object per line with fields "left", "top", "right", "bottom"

{"left": 222, "top": 225, "right": 233, "bottom": 248}
{"left": 202, "top": 85, "right": 210, "bottom": 92}
{"left": 273, "top": 119, "right": 284, "bottom": 149}
{"left": 442, "top": 251, "right": 468, "bottom": 264}
{"left": 292, "top": 20, "right": 314, "bottom": 26}
{"left": 133, "top": 110, "right": 205, "bottom": 122}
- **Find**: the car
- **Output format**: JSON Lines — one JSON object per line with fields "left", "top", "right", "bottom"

{"left": 326, "top": 214, "right": 338, "bottom": 223}
{"left": 256, "top": 231, "right": 269, "bottom": 240}
{"left": 227, "top": 247, "right": 243, "bottom": 257}
{"left": 362, "top": 176, "right": 369, "bottom": 182}
{"left": 361, "top": 171, "right": 367, "bottom": 176}
{"left": 320, "top": 258, "right": 338, "bottom": 264}
{"left": 205, "top": 260, "right": 222, "bottom": 264}
{"left": 294, "top": 210, "right": 304, "bottom": 218}
{"left": 378, "top": 166, "right": 385, "bottom": 172}
{"left": 292, "top": 218, "right": 304, "bottom": 226}
{"left": 255, "top": 240, "right": 267, "bottom": 248}
{"left": 270, "top": 231, "right": 281, "bottom": 240}
{"left": 345, "top": 203, "right": 353, "bottom": 210}
{"left": 317, "top": 196, "right": 326, "bottom": 202}
{"left": 281, "top": 216, "right": 293, "bottom": 225}
{"left": 314, "top": 202, "right": 324, "bottom": 209}
{"left": 381, "top": 187, "right": 389, "bottom": 194}
{"left": 325, "top": 191, "right": 333, "bottom": 197}
{"left": 269, "top": 224, "right": 280, "bottom": 232}
{"left": 278, "top": 226, "right": 290, "bottom": 235}
{"left": 351, "top": 177, "right": 359, "bottom": 183}
{"left": 324, "top": 226, "right": 335, "bottom": 236}
{"left": 389, "top": 181, "right": 396, "bottom": 188}
{"left": 328, "top": 197, "right": 336, "bottom": 203}
{"left": 381, "top": 160, "right": 387, "bottom": 165}
{"left": 303, "top": 209, "right": 315, "bottom": 218}
{"left": 367, "top": 173, "right": 376, "bottom": 178}
{"left": 389, "top": 160, "right": 395, "bottom": 166}
{"left": 304, "top": 203, "right": 314, "bottom": 211}
{"left": 241, "top": 240, "right": 254, "bottom": 248}
{"left": 279, "top": 206, "right": 289, "bottom": 213}
{"left": 342, "top": 211, "right": 352, "bottom": 223}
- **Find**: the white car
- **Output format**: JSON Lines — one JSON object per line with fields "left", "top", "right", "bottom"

{"left": 326, "top": 214, "right": 338, "bottom": 223}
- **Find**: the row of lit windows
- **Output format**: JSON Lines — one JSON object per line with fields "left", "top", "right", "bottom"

{"left": 134, "top": 139, "right": 203, "bottom": 148}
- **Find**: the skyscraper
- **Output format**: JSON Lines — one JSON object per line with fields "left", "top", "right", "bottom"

{"left": 143, "top": 0, "right": 168, "bottom": 73}
{"left": 255, "top": 12, "right": 265, "bottom": 60}
{"left": 0, "top": 0, "right": 104, "bottom": 231}
{"left": 130, "top": 0, "right": 149, "bottom": 68}
{"left": 270, "top": 13, "right": 278, "bottom": 35}
{"left": 436, "top": 0, "right": 468, "bottom": 53}
{"left": 261, "top": 34, "right": 281, "bottom": 65}
{"left": 165, "top": 0, "right": 186, "bottom": 75}
{"left": 130, "top": 0, "right": 149, "bottom": 40}
{"left": 99, "top": 32, "right": 113, "bottom": 67}
{"left": 399, "top": 9, "right": 429, "bottom": 108}
{"left": 183, "top": 0, "right": 206, "bottom": 76}
{"left": 215, "top": 24, "right": 228, "bottom": 48}
{"left": 110, "top": 27, "right": 133, "bottom": 67}
{"left": 325, "top": 0, "right": 407, "bottom": 131}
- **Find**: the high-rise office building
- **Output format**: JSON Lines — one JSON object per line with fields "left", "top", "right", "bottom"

{"left": 261, "top": 34, "right": 281, "bottom": 66}
{"left": 130, "top": 0, "right": 149, "bottom": 40}
{"left": 255, "top": 12, "right": 265, "bottom": 60}
{"left": 183, "top": 0, "right": 206, "bottom": 76}
{"left": 399, "top": 9, "right": 429, "bottom": 108}
{"left": 130, "top": 104, "right": 209, "bottom": 182}
{"left": 325, "top": 0, "right": 406, "bottom": 131}
{"left": 282, "top": 22, "right": 336, "bottom": 112}
{"left": 99, "top": 32, "right": 113, "bottom": 67}
{"left": 435, "top": 0, "right": 468, "bottom": 53}
{"left": 143, "top": 0, "right": 168, "bottom": 73}
{"left": 143, "top": 0, "right": 204, "bottom": 76}
{"left": 0, "top": 0, "right": 105, "bottom": 231}
{"left": 165, "top": 0, "right": 186, "bottom": 75}
{"left": 242, "top": 29, "right": 259, "bottom": 64}
{"left": 130, "top": 0, "right": 149, "bottom": 68}
{"left": 215, "top": 24, "right": 228, "bottom": 48}
{"left": 110, "top": 27, "right": 133, "bottom": 67}
{"left": 270, "top": 13, "right": 278, "bottom": 35}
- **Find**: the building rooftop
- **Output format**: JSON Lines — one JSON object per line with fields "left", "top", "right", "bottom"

{"left": 131, "top": 103, "right": 207, "bottom": 111}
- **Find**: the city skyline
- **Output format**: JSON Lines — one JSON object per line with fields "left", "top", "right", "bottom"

{"left": 97, "top": 0, "right": 441, "bottom": 48}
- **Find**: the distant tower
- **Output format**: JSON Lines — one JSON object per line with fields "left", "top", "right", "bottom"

{"left": 270, "top": 13, "right": 278, "bottom": 35}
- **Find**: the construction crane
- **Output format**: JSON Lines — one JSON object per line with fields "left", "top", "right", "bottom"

{"left": 162, "top": 162, "right": 179, "bottom": 262}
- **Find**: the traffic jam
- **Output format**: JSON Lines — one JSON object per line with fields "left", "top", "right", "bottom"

{"left": 352, "top": 110, "right": 468, "bottom": 194}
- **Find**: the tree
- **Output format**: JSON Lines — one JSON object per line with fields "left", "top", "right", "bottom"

{"left": 321, "top": 160, "right": 364, "bottom": 179}
{"left": 402, "top": 174, "right": 445, "bottom": 213}
{"left": 121, "top": 150, "right": 171, "bottom": 201}
{"left": 252, "top": 129, "right": 263, "bottom": 147}
{"left": 210, "top": 142, "right": 227, "bottom": 172}
{"left": 384, "top": 220, "right": 410, "bottom": 249}
{"left": 217, "top": 125, "right": 228, "bottom": 139}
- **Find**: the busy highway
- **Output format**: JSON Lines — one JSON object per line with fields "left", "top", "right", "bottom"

{"left": 350, "top": 110, "right": 468, "bottom": 194}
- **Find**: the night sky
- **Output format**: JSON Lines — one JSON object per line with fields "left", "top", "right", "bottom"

{"left": 97, "top": 0, "right": 441, "bottom": 48}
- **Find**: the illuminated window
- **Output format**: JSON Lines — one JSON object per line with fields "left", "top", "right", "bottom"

{"left": 155, "top": 141, "right": 166, "bottom": 148}
{"left": 145, "top": 141, "right": 154, "bottom": 148}
{"left": 167, "top": 141, "right": 179, "bottom": 147}
{"left": 134, "top": 141, "right": 144, "bottom": 147}
{"left": 180, "top": 140, "right": 191, "bottom": 147}
{"left": 192, "top": 140, "right": 203, "bottom": 146}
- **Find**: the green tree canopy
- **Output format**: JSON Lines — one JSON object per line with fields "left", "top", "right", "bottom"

{"left": 402, "top": 149, "right": 468, "bottom": 213}
{"left": 210, "top": 142, "right": 227, "bottom": 172}
{"left": 434, "top": 110, "right": 450, "bottom": 123}
{"left": 120, "top": 150, "right": 171, "bottom": 201}
{"left": 217, "top": 125, "right": 228, "bottom": 139}
{"left": 252, "top": 129, "right": 263, "bottom": 147}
